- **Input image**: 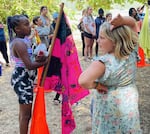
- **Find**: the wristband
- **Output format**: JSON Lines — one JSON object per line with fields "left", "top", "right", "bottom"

{"left": 94, "top": 82, "right": 103, "bottom": 91}
{"left": 94, "top": 82, "right": 99, "bottom": 89}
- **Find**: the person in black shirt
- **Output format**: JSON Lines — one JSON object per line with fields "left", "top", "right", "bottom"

{"left": 95, "top": 8, "right": 105, "bottom": 56}
{"left": 0, "top": 22, "right": 10, "bottom": 66}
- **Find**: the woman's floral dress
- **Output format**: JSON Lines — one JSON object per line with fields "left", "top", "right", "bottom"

{"left": 92, "top": 52, "right": 142, "bottom": 134}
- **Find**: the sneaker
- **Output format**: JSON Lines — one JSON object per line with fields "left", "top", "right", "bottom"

{"left": 53, "top": 99, "right": 61, "bottom": 105}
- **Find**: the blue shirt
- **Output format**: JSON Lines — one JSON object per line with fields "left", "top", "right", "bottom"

{"left": 95, "top": 17, "right": 105, "bottom": 38}
{"left": 138, "top": 13, "right": 145, "bottom": 21}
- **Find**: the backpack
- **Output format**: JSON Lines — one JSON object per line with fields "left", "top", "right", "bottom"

{"left": 77, "top": 22, "right": 84, "bottom": 32}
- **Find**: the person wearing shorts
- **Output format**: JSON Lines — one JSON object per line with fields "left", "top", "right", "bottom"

{"left": 83, "top": 6, "right": 96, "bottom": 61}
{"left": 7, "top": 15, "right": 48, "bottom": 134}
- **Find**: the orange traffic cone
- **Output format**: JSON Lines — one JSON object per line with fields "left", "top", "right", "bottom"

{"left": 137, "top": 47, "right": 150, "bottom": 67}
{"left": 30, "top": 86, "right": 50, "bottom": 134}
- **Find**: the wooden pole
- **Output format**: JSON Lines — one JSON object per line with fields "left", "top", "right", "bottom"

{"left": 40, "top": 3, "right": 64, "bottom": 86}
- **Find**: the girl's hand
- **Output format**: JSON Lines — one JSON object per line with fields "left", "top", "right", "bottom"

{"left": 35, "top": 55, "right": 47, "bottom": 63}
{"left": 49, "top": 34, "right": 53, "bottom": 39}
{"left": 95, "top": 82, "right": 108, "bottom": 94}
{"left": 110, "top": 14, "right": 123, "bottom": 30}
{"left": 97, "top": 85, "right": 108, "bottom": 94}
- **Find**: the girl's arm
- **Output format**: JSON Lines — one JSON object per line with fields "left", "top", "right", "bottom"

{"left": 110, "top": 14, "right": 137, "bottom": 32}
{"left": 78, "top": 61, "right": 105, "bottom": 89}
{"left": 13, "top": 41, "right": 47, "bottom": 70}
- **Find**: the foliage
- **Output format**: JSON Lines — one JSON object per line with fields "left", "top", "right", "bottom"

{"left": 0, "top": 0, "right": 146, "bottom": 23}
{"left": 70, "top": 0, "right": 146, "bottom": 11}
{"left": 0, "top": 0, "right": 147, "bottom": 35}
{"left": 0, "top": 0, "right": 60, "bottom": 23}
{"left": 0, "top": 0, "right": 147, "bottom": 20}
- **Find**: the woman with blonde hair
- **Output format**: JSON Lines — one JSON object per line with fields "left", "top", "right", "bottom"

{"left": 83, "top": 6, "right": 96, "bottom": 61}
{"left": 78, "top": 9, "right": 86, "bottom": 57}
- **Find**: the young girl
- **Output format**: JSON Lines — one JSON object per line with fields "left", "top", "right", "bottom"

{"left": 79, "top": 15, "right": 142, "bottom": 133}
{"left": 7, "top": 15, "right": 48, "bottom": 134}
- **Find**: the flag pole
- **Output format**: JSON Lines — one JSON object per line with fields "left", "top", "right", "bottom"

{"left": 40, "top": 3, "right": 64, "bottom": 87}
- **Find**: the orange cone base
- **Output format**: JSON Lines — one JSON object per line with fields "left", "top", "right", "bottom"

{"left": 136, "top": 47, "right": 150, "bottom": 67}
{"left": 137, "top": 62, "right": 150, "bottom": 67}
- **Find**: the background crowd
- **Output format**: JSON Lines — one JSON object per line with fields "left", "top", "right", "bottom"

{"left": 78, "top": 5, "right": 147, "bottom": 62}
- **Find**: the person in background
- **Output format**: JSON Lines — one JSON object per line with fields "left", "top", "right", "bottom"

{"left": 7, "top": 17, "right": 14, "bottom": 43}
{"left": 39, "top": 6, "right": 54, "bottom": 46}
{"left": 129, "top": 7, "right": 142, "bottom": 33}
{"left": 7, "top": 15, "right": 47, "bottom": 134}
{"left": 49, "top": 12, "right": 58, "bottom": 44}
{"left": 78, "top": 15, "right": 142, "bottom": 133}
{"left": 95, "top": 8, "right": 105, "bottom": 57}
{"left": 51, "top": 12, "right": 58, "bottom": 29}
{"left": 40, "top": 6, "right": 50, "bottom": 26}
{"left": 78, "top": 9, "right": 86, "bottom": 57}
{"left": 0, "top": 22, "right": 10, "bottom": 66}
{"left": 105, "top": 12, "right": 112, "bottom": 22}
{"left": 33, "top": 16, "right": 50, "bottom": 49}
{"left": 137, "top": 5, "right": 145, "bottom": 21}
{"left": 83, "top": 6, "right": 96, "bottom": 61}
{"left": 51, "top": 12, "right": 61, "bottom": 104}
{"left": 129, "top": 7, "right": 143, "bottom": 62}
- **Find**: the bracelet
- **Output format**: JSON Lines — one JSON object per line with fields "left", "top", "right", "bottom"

{"left": 94, "top": 82, "right": 99, "bottom": 89}
{"left": 94, "top": 82, "right": 103, "bottom": 91}
{"left": 94, "top": 82, "right": 107, "bottom": 93}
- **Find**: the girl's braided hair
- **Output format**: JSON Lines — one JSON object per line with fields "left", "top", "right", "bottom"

{"left": 7, "top": 15, "right": 26, "bottom": 42}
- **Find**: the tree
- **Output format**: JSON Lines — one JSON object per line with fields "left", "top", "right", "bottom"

{"left": 0, "top": 0, "right": 60, "bottom": 23}
{"left": 70, "top": 0, "right": 146, "bottom": 10}
{"left": 0, "top": 0, "right": 146, "bottom": 23}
